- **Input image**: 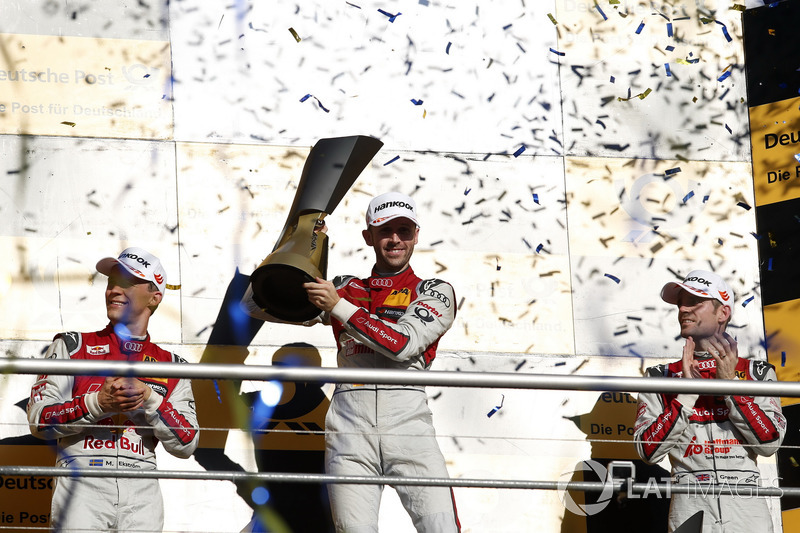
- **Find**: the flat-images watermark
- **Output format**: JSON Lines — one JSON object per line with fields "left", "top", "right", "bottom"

{"left": 557, "top": 460, "right": 783, "bottom": 517}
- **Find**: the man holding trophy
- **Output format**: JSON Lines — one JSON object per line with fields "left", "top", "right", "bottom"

{"left": 242, "top": 136, "right": 459, "bottom": 531}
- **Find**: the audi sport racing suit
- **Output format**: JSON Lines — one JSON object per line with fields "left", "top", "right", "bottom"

{"left": 634, "top": 354, "right": 785, "bottom": 533}
{"left": 27, "top": 325, "right": 199, "bottom": 532}
{"left": 245, "top": 265, "right": 459, "bottom": 532}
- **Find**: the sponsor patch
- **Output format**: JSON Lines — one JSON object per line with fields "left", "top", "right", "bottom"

{"left": 87, "top": 344, "right": 110, "bottom": 356}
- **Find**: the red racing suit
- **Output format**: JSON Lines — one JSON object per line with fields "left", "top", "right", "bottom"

{"left": 321, "top": 266, "right": 460, "bottom": 532}
{"left": 634, "top": 354, "right": 786, "bottom": 533}
{"left": 27, "top": 325, "right": 199, "bottom": 532}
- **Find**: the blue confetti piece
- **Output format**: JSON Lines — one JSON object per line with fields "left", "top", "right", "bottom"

{"left": 533, "top": 193, "right": 539, "bottom": 204}
{"left": 446, "top": 42, "right": 452, "bottom": 54}
{"left": 737, "top": 201, "right": 751, "bottom": 210}
{"left": 726, "top": 124, "right": 732, "bottom": 134}
{"left": 703, "top": 195, "right": 710, "bottom": 203}
{"left": 384, "top": 155, "right": 400, "bottom": 166}
{"left": 503, "top": 23, "right": 513, "bottom": 30}
{"left": 750, "top": 232, "right": 761, "bottom": 240}
{"left": 411, "top": 98, "right": 424, "bottom": 105}
{"left": 715, "top": 20, "right": 732, "bottom": 42}
{"left": 536, "top": 243, "right": 543, "bottom": 253}
{"left": 555, "top": 361, "right": 566, "bottom": 367}
{"left": 513, "top": 145, "right": 526, "bottom": 157}
{"left": 666, "top": 45, "right": 675, "bottom": 51}
{"left": 718, "top": 70, "right": 731, "bottom": 82}
{"left": 794, "top": 153, "right": 800, "bottom": 163}
{"left": 605, "top": 273, "right": 621, "bottom": 284}
{"left": 768, "top": 257, "right": 773, "bottom": 271}
{"left": 378, "top": 9, "right": 401, "bottom": 22}
{"left": 595, "top": 4, "right": 607, "bottom": 20}
{"left": 549, "top": 48, "right": 565, "bottom": 56}
{"left": 742, "top": 296, "right": 754, "bottom": 307}
{"left": 682, "top": 190, "right": 695, "bottom": 203}
{"left": 464, "top": 187, "right": 471, "bottom": 195}
{"left": 635, "top": 21, "right": 645, "bottom": 34}
{"left": 665, "top": 167, "right": 681, "bottom": 175}
{"left": 487, "top": 394, "right": 505, "bottom": 418}
{"left": 212, "top": 379, "right": 222, "bottom": 403}
{"left": 667, "top": 22, "right": 673, "bottom": 37}
{"left": 299, "top": 93, "right": 330, "bottom": 112}
{"left": 665, "top": 63, "right": 672, "bottom": 77}
{"left": 782, "top": 351, "right": 786, "bottom": 367}
{"left": 610, "top": 76, "right": 615, "bottom": 83}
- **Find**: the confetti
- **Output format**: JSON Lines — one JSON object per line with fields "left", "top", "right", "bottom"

{"left": 547, "top": 13, "right": 558, "bottom": 25}
{"left": 549, "top": 48, "right": 565, "bottom": 56}
{"left": 726, "top": 124, "right": 733, "bottom": 134}
{"left": 536, "top": 243, "right": 544, "bottom": 253}
{"left": 345, "top": 1, "right": 361, "bottom": 7}
{"left": 718, "top": 70, "right": 731, "bottom": 82}
{"left": 635, "top": 20, "right": 645, "bottom": 34}
{"left": 682, "top": 191, "right": 695, "bottom": 203}
{"left": 782, "top": 351, "right": 786, "bottom": 367}
{"left": 383, "top": 155, "right": 400, "bottom": 166}
{"left": 513, "top": 145, "right": 526, "bottom": 157}
{"left": 411, "top": 99, "right": 424, "bottom": 105}
{"left": 604, "top": 273, "right": 621, "bottom": 284}
{"left": 715, "top": 20, "right": 732, "bottom": 42}
{"left": 768, "top": 257, "right": 773, "bottom": 271}
{"left": 446, "top": 42, "right": 452, "bottom": 54}
{"left": 533, "top": 193, "right": 539, "bottom": 204}
{"left": 464, "top": 187, "right": 471, "bottom": 195}
{"left": 555, "top": 361, "right": 566, "bottom": 367}
{"left": 487, "top": 394, "right": 505, "bottom": 417}
{"left": 610, "top": 76, "right": 615, "bottom": 83}
{"left": 665, "top": 167, "right": 681, "bottom": 175}
{"left": 742, "top": 296, "right": 754, "bottom": 307}
{"left": 666, "top": 45, "right": 675, "bottom": 51}
{"left": 794, "top": 153, "right": 800, "bottom": 163}
{"left": 737, "top": 201, "right": 752, "bottom": 210}
{"left": 288, "top": 27, "right": 301, "bottom": 42}
{"left": 61, "top": 121, "right": 76, "bottom": 127}
{"left": 377, "top": 9, "right": 401, "bottom": 22}
{"left": 595, "top": 4, "right": 608, "bottom": 20}
{"left": 299, "top": 93, "right": 330, "bottom": 112}
{"left": 665, "top": 63, "right": 672, "bottom": 76}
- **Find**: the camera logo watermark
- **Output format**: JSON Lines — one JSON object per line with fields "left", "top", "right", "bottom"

{"left": 557, "top": 460, "right": 614, "bottom": 516}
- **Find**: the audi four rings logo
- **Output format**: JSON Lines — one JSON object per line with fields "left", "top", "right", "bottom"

{"left": 370, "top": 278, "right": 393, "bottom": 288}
{"left": 123, "top": 341, "right": 144, "bottom": 352}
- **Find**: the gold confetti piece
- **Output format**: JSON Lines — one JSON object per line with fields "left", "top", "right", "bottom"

{"left": 791, "top": 456, "right": 799, "bottom": 468}
{"left": 61, "top": 121, "right": 76, "bottom": 127}
{"left": 423, "top": 109, "right": 427, "bottom": 118}
{"left": 166, "top": 284, "right": 181, "bottom": 290}
{"left": 731, "top": 4, "right": 745, "bottom": 11}
{"left": 547, "top": 13, "right": 557, "bottom": 25}
{"left": 768, "top": 28, "right": 775, "bottom": 36}
{"left": 289, "top": 27, "right": 301, "bottom": 42}
{"left": 637, "top": 88, "right": 652, "bottom": 100}
{"left": 676, "top": 58, "right": 691, "bottom": 65}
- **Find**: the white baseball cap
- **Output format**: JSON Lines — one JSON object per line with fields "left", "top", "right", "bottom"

{"left": 661, "top": 269, "right": 735, "bottom": 310}
{"left": 365, "top": 192, "right": 419, "bottom": 227}
{"left": 96, "top": 247, "right": 167, "bottom": 294}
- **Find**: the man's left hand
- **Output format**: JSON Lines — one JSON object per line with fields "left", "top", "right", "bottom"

{"left": 303, "top": 277, "right": 339, "bottom": 313}
{"left": 708, "top": 332, "right": 738, "bottom": 380}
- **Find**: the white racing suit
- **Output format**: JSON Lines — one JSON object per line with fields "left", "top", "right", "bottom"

{"left": 27, "top": 325, "right": 199, "bottom": 532}
{"left": 244, "top": 265, "right": 460, "bottom": 532}
{"left": 634, "top": 354, "right": 786, "bottom": 533}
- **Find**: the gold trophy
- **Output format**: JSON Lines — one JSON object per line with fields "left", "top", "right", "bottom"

{"left": 248, "top": 135, "right": 383, "bottom": 321}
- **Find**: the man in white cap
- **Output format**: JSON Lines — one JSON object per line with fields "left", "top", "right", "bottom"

{"left": 27, "top": 247, "right": 198, "bottom": 532}
{"left": 287, "top": 191, "right": 460, "bottom": 532}
{"left": 634, "top": 270, "right": 785, "bottom": 533}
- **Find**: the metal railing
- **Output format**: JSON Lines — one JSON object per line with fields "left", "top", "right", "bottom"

{"left": 2, "top": 357, "right": 798, "bottom": 396}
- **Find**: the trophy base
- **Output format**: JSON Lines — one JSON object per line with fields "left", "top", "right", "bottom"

{"left": 249, "top": 263, "right": 321, "bottom": 322}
